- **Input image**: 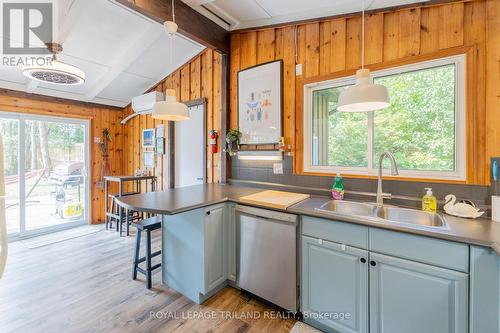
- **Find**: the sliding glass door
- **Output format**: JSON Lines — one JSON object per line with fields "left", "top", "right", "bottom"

{"left": 0, "top": 113, "right": 89, "bottom": 240}
{"left": 0, "top": 117, "right": 20, "bottom": 235}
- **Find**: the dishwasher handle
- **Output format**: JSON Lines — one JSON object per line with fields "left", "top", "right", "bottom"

{"left": 235, "top": 204, "right": 297, "bottom": 224}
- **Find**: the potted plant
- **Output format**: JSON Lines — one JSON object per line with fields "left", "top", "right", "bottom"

{"left": 226, "top": 129, "right": 242, "bottom": 156}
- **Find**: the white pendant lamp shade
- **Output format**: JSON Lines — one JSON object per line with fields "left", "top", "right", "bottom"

{"left": 153, "top": 1, "right": 188, "bottom": 121}
{"left": 337, "top": 0, "right": 390, "bottom": 112}
{"left": 337, "top": 69, "right": 390, "bottom": 112}
{"left": 152, "top": 89, "right": 190, "bottom": 121}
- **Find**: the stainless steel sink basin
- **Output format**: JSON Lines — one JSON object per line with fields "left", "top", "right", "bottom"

{"left": 316, "top": 200, "right": 448, "bottom": 230}
{"left": 317, "top": 200, "right": 376, "bottom": 217}
{"left": 376, "top": 206, "right": 448, "bottom": 229}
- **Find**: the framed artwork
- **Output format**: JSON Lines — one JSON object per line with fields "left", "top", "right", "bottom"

{"left": 143, "top": 151, "right": 155, "bottom": 168}
{"left": 142, "top": 128, "right": 155, "bottom": 148}
{"left": 238, "top": 60, "right": 283, "bottom": 145}
{"left": 156, "top": 124, "right": 164, "bottom": 138}
{"left": 156, "top": 137, "right": 165, "bottom": 155}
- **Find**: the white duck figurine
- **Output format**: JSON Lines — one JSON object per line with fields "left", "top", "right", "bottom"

{"left": 443, "top": 194, "right": 484, "bottom": 219}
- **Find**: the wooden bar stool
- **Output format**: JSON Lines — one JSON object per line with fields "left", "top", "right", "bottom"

{"left": 105, "top": 195, "right": 119, "bottom": 231}
{"left": 132, "top": 216, "right": 162, "bottom": 289}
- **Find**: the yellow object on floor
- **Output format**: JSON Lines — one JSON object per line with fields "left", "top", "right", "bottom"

{"left": 62, "top": 202, "right": 83, "bottom": 219}
{"left": 239, "top": 190, "right": 310, "bottom": 210}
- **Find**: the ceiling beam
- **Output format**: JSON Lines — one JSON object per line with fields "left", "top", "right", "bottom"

{"left": 0, "top": 88, "right": 122, "bottom": 110}
{"left": 114, "top": 0, "right": 229, "bottom": 54}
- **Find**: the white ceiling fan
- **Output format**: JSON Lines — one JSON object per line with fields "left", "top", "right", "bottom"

{"left": 22, "top": 42, "right": 86, "bottom": 86}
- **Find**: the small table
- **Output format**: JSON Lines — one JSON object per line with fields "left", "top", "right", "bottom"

{"left": 104, "top": 175, "right": 156, "bottom": 236}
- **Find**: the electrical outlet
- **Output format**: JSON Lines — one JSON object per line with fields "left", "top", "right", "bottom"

{"left": 273, "top": 163, "right": 283, "bottom": 175}
{"left": 295, "top": 64, "right": 302, "bottom": 76}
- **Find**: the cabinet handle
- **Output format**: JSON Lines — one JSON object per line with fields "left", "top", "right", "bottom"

{"left": 360, "top": 258, "right": 366, "bottom": 263}
{"left": 206, "top": 211, "right": 211, "bottom": 215}
{"left": 370, "top": 260, "right": 377, "bottom": 266}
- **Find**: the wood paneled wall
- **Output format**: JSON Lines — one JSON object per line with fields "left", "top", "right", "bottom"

{"left": 0, "top": 92, "right": 123, "bottom": 224}
{"left": 229, "top": 0, "right": 500, "bottom": 185}
{"left": 122, "top": 49, "right": 223, "bottom": 190}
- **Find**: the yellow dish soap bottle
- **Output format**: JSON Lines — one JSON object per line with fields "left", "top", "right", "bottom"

{"left": 422, "top": 188, "right": 437, "bottom": 212}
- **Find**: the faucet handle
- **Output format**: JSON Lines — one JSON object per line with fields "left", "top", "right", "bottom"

{"left": 382, "top": 193, "right": 392, "bottom": 200}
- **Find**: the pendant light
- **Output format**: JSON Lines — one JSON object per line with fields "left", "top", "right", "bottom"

{"left": 152, "top": 0, "right": 190, "bottom": 121}
{"left": 337, "top": 0, "right": 389, "bottom": 112}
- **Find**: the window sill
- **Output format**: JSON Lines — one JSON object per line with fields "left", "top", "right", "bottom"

{"left": 299, "top": 171, "right": 468, "bottom": 184}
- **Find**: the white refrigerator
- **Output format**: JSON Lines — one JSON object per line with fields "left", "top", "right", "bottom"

{"left": 0, "top": 134, "right": 7, "bottom": 278}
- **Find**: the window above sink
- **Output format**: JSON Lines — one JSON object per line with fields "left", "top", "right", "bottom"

{"left": 303, "top": 54, "right": 466, "bottom": 181}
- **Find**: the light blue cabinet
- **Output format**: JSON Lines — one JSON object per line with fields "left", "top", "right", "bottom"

{"left": 469, "top": 246, "right": 500, "bottom": 333}
{"left": 163, "top": 203, "right": 228, "bottom": 303}
{"left": 227, "top": 203, "right": 237, "bottom": 282}
{"left": 301, "top": 216, "right": 472, "bottom": 333}
{"left": 369, "top": 252, "right": 468, "bottom": 333}
{"left": 302, "top": 235, "right": 369, "bottom": 333}
{"left": 204, "top": 205, "right": 227, "bottom": 291}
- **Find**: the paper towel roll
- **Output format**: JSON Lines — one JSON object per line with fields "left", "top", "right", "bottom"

{"left": 492, "top": 196, "right": 500, "bottom": 222}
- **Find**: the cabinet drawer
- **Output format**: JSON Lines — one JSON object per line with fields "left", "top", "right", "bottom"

{"left": 302, "top": 216, "right": 368, "bottom": 249}
{"left": 369, "top": 228, "right": 469, "bottom": 272}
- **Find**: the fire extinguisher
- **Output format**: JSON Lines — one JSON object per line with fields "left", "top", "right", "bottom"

{"left": 209, "top": 130, "right": 218, "bottom": 154}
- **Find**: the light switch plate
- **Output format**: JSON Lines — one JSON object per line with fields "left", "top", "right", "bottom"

{"left": 273, "top": 163, "right": 283, "bottom": 174}
{"left": 295, "top": 64, "right": 302, "bottom": 76}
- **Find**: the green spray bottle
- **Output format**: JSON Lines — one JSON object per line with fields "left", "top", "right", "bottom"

{"left": 331, "top": 173, "right": 345, "bottom": 200}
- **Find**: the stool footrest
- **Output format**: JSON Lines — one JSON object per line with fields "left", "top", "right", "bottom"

{"left": 136, "top": 250, "right": 161, "bottom": 264}
{"left": 135, "top": 263, "right": 161, "bottom": 276}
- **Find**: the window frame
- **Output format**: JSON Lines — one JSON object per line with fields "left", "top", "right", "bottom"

{"left": 303, "top": 54, "right": 467, "bottom": 181}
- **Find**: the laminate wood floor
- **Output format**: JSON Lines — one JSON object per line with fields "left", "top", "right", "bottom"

{"left": 0, "top": 227, "right": 295, "bottom": 333}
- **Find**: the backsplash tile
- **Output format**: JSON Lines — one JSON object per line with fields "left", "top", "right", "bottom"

{"left": 230, "top": 156, "right": 491, "bottom": 212}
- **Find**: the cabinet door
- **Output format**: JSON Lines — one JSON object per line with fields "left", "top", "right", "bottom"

{"left": 469, "top": 246, "right": 500, "bottom": 333}
{"left": 227, "top": 204, "right": 236, "bottom": 281}
{"left": 204, "top": 205, "right": 227, "bottom": 292}
{"left": 369, "top": 252, "right": 468, "bottom": 333}
{"left": 302, "top": 236, "right": 369, "bottom": 333}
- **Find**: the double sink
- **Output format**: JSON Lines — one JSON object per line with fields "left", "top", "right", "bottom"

{"left": 316, "top": 200, "right": 448, "bottom": 230}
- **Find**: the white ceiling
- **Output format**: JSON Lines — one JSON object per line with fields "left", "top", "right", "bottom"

{"left": 0, "top": 0, "right": 205, "bottom": 107}
{"left": 183, "top": 0, "right": 429, "bottom": 30}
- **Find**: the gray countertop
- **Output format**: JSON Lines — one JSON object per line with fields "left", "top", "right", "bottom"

{"left": 116, "top": 183, "right": 500, "bottom": 255}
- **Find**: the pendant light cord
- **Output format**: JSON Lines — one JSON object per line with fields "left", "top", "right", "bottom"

{"left": 171, "top": 0, "right": 175, "bottom": 23}
{"left": 170, "top": 32, "right": 173, "bottom": 73}
{"left": 361, "top": 0, "right": 365, "bottom": 69}
{"left": 170, "top": 0, "right": 175, "bottom": 73}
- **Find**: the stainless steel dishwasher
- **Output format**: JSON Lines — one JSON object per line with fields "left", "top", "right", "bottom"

{"left": 235, "top": 205, "right": 298, "bottom": 312}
